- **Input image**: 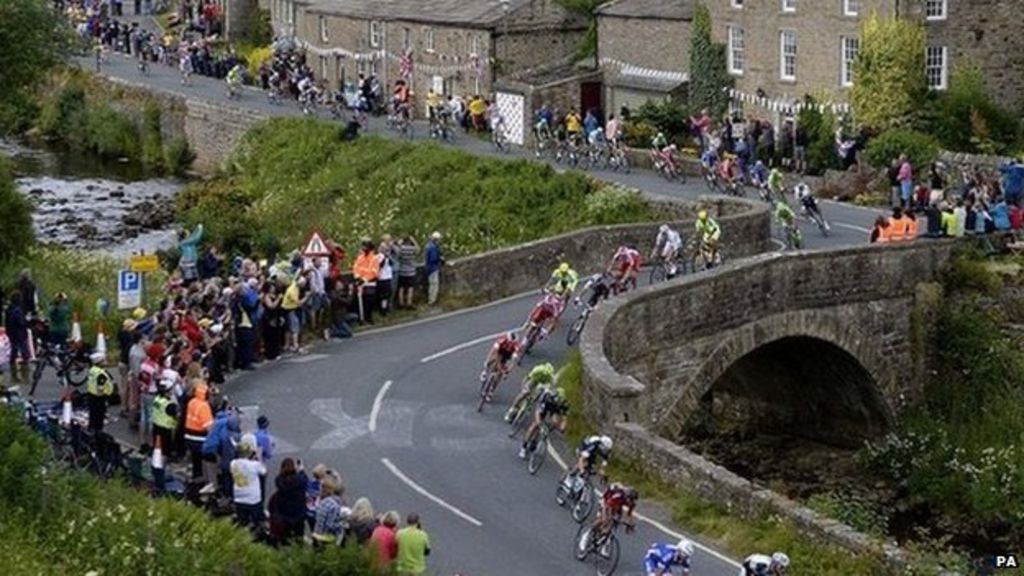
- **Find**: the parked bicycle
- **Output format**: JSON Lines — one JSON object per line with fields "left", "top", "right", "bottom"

{"left": 29, "top": 342, "right": 90, "bottom": 396}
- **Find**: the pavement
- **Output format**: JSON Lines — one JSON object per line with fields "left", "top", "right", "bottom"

{"left": 51, "top": 46, "right": 891, "bottom": 575}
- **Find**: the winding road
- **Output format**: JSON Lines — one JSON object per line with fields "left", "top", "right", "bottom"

{"left": 70, "top": 47, "right": 888, "bottom": 575}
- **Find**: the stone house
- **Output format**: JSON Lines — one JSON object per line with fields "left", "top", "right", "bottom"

{"left": 595, "top": 0, "right": 692, "bottom": 114}
{"left": 269, "top": 0, "right": 586, "bottom": 107}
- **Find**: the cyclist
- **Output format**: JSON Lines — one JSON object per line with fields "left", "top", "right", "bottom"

{"left": 694, "top": 210, "right": 721, "bottom": 263}
{"left": 750, "top": 160, "right": 770, "bottom": 199}
{"left": 775, "top": 200, "right": 800, "bottom": 248}
{"left": 519, "top": 385, "right": 569, "bottom": 459}
{"left": 534, "top": 104, "right": 554, "bottom": 144}
{"left": 652, "top": 224, "right": 683, "bottom": 278}
{"left": 546, "top": 262, "right": 578, "bottom": 322}
{"left": 524, "top": 291, "right": 561, "bottom": 339}
{"left": 718, "top": 154, "right": 738, "bottom": 192}
{"left": 644, "top": 540, "right": 695, "bottom": 576}
{"left": 651, "top": 132, "right": 668, "bottom": 151}
{"left": 741, "top": 552, "right": 790, "bottom": 576}
{"left": 482, "top": 331, "right": 519, "bottom": 383}
{"left": 700, "top": 146, "right": 719, "bottom": 175}
{"left": 226, "top": 64, "right": 244, "bottom": 98}
{"left": 563, "top": 434, "right": 613, "bottom": 488}
{"left": 608, "top": 245, "right": 641, "bottom": 293}
{"left": 504, "top": 361, "right": 556, "bottom": 423}
{"left": 576, "top": 273, "right": 613, "bottom": 309}
{"left": 794, "top": 182, "right": 830, "bottom": 231}
{"left": 593, "top": 482, "right": 638, "bottom": 535}
{"left": 767, "top": 166, "right": 785, "bottom": 203}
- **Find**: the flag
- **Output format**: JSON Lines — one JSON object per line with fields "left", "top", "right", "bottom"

{"left": 399, "top": 49, "right": 413, "bottom": 79}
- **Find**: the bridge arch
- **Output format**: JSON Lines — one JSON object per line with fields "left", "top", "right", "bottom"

{"left": 656, "top": 309, "right": 895, "bottom": 447}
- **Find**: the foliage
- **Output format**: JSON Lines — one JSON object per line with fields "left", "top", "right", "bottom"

{"left": 807, "top": 490, "right": 889, "bottom": 537}
{"left": 244, "top": 45, "right": 274, "bottom": 79}
{"left": 0, "top": 0, "right": 71, "bottom": 127}
{"left": 243, "top": 8, "right": 273, "bottom": 46}
{"left": 634, "top": 100, "right": 691, "bottom": 146}
{"left": 164, "top": 137, "right": 196, "bottom": 176}
{"left": 864, "top": 129, "right": 940, "bottom": 172}
{"left": 0, "top": 408, "right": 378, "bottom": 575}
{"left": 923, "top": 65, "right": 1022, "bottom": 155}
{"left": 0, "top": 158, "right": 34, "bottom": 264}
{"left": 85, "top": 104, "right": 141, "bottom": 159}
{"left": 797, "top": 98, "right": 841, "bottom": 175}
{"left": 851, "top": 13, "right": 927, "bottom": 131}
{"left": 37, "top": 80, "right": 91, "bottom": 149}
{"left": 688, "top": 2, "right": 732, "bottom": 118}
{"left": 179, "top": 118, "right": 659, "bottom": 257}
{"left": 622, "top": 120, "right": 658, "bottom": 149}
{"left": 141, "top": 101, "right": 165, "bottom": 171}
{"left": 556, "top": 353, "right": 891, "bottom": 574}
{"left": 864, "top": 293, "right": 1024, "bottom": 549}
{"left": 555, "top": 0, "right": 605, "bottom": 60}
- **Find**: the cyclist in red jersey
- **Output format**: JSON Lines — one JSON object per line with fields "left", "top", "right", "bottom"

{"left": 593, "top": 482, "right": 638, "bottom": 536}
{"left": 608, "top": 245, "right": 641, "bottom": 292}
{"left": 483, "top": 331, "right": 519, "bottom": 379}
{"left": 526, "top": 292, "right": 562, "bottom": 337}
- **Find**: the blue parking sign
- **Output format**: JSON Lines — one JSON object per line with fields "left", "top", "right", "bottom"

{"left": 117, "top": 270, "right": 142, "bottom": 310}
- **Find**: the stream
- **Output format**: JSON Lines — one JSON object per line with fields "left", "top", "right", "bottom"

{"left": 2, "top": 139, "right": 185, "bottom": 258}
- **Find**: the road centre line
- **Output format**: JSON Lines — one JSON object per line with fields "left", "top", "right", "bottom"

{"left": 420, "top": 329, "right": 515, "bottom": 363}
{"left": 368, "top": 380, "right": 393, "bottom": 433}
{"left": 832, "top": 221, "right": 872, "bottom": 234}
{"left": 546, "top": 443, "right": 740, "bottom": 567}
{"left": 380, "top": 457, "right": 484, "bottom": 527}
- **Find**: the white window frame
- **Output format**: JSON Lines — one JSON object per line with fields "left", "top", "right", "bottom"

{"left": 369, "top": 20, "right": 382, "bottom": 48}
{"left": 840, "top": 36, "right": 859, "bottom": 87}
{"left": 319, "top": 16, "right": 328, "bottom": 43}
{"left": 727, "top": 26, "right": 745, "bottom": 75}
{"left": 425, "top": 27, "right": 435, "bottom": 52}
{"left": 319, "top": 55, "right": 329, "bottom": 81}
{"left": 731, "top": 0, "right": 743, "bottom": 7}
{"left": 782, "top": 0, "right": 796, "bottom": 13}
{"left": 779, "top": 29, "right": 797, "bottom": 81}
{"left": 286, "top": 1, "right": 294, "bottom": 25}
{"left": 402, "top": 27, "right": 411, "bottom": 50}
{"left": 471, "top": 35, "right": 480, "bottom": 56}
{"left": 925, "top": 0, "right": 947, "bottom": 20}
{"left": 926, "top": 45, "right": 948, "bottom": 90}
{"left": 843, "top": 0, "right": 859, "bottom": 16}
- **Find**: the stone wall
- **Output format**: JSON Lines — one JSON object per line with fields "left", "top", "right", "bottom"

{"left": 442, "top": 195, "right": 771, "bottom": 302}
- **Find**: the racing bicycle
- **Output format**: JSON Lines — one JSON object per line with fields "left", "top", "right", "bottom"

{"left": 557, "top": 467, "right": 600, "bottom": 523}
{"left": 574, "top": 515, "right": 623, "bottom": 576}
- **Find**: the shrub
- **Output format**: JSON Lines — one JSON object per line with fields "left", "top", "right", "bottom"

{"left": 622, "top": 120, "right": 658, "bottom": 149}
{"left": 864, "top": 129, "right": 940, "bottom": 172}
{"left": 924, "top": 65, "right": 1021, "bottom": 155}
{"left": 36, "top": 81, "right": 90, "bottom": 148}
{"left": 164, "top": 137, "right": 195, "bottom": 176}
{"left": 0, "top": 158, "right": 34, "bottom": 264}
{"left": 798, "top": 98, "right": 841, "bottom": 175}
{"left": 244, "top": 45, "right": 274, "bottom": 79}
{"left": 634, "top": 100, "right": 691, "bottom": 146}
{"left": 85, "top": 104, "right": 141, "bottom": 159}
{"left": 141, "top": 101, "right": 165, "bottom": 171}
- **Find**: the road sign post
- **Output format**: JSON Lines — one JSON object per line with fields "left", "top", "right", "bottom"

{"left": 117, "top": 270, "right": 143, "bottom": 310}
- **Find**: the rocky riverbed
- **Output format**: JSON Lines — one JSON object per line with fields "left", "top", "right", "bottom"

{"left": 3, "top": 139, "right": 185, "bottom": 257}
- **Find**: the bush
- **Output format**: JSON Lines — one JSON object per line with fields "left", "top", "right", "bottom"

{"left": 37, "top": 81, "right": 90, "bottom": 148}
{"left": 85, "top": 104, "right": 141, "bottom": 159}
{"left": 634, "top": 100, "right": 691, "bottom": 146}
{"left": 0, "top": 158, "right": 34, "bottom": 264}
{"left": 864, "top": 129, "right": 940, "bottom": 172}
{"left": 798, "top": 98, "right": 841, "bottom": 175}
{"left": 164, "top": 137, "right": 195, "bottom": 176}
{"left": 244, "top": 45, "right": 274, "bottom": 79}
{"left": 622, "top": 120, "right": 658, "bottom": 149}
{"left": 141, "top": 101, "right": 165, "bottom": 171}
{"left": 924, "top": 66, "right": 1021, "bottom": 155}
{"left": 180, "top": 118, "right": 660, "bottom": 257}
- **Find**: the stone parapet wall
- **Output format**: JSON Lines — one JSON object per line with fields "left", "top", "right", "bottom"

{"left": 442, "top": 195, "right": 771, "bottom": 302}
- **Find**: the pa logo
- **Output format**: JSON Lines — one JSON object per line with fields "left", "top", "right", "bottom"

{"left": 994, "top": 554, "right": 1019, "bottom": 569}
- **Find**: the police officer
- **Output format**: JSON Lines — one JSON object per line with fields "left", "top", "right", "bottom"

{"left": 151, "top": 377, "right": 179, "bottom": 455}
{"left": 86, "top": 352, "right": 115, "bottom": 432}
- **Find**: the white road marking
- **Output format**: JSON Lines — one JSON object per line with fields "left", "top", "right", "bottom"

{"left": 381, "top": 457, "right": 484, "bottom": 527}
{"left": 770, "top": 238, "right": 787, "bottom": 251}
{"left": 308, "top": 398, "right": 369, "bottom": 451}
{"left": 368, "top": 380, "right": 393, "bottom": 433}
{"left": 284, "top": 353, "right": 329, "bottom": 364}
{"left": 547, "top": 443, "right": 740, "bottom": 567}
{"left": 832, "top": 221, "right": 872, "bottom": 234}
{"left": 359, "top": 292, "right": 537, "bottom": 337}
{"left": 420, "top": 329, "right": 513, "bottom": 363}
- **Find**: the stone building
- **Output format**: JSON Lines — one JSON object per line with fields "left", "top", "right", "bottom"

{"left": 595, "top": 0, "right": 692, "bottom": 113}
{"left": 269, "top": 0, "right": 586, "bottom": 105}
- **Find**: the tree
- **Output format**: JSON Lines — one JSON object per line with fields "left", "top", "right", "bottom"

{"left": 688, "top": 2, "right": 732, "bottom": 118}
{"left": 851, "top": 13, "right": 927, "bottom": 131}
{"left": 0, "top": 158, "right": 34, "bottom": 263}
{"left": 0, "top": 0, "right": 70, "bottom": 132}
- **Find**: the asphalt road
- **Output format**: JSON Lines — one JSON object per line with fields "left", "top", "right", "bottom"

{"left": 59, "top": 48, "right": 889, "bottom": 575}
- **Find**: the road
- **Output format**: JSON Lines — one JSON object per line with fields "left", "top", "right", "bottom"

{"left": 63, "top": 48, "right": 888, "bottom": 575}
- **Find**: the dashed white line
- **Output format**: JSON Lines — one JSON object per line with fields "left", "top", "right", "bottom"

{"left": 368, "top": 380, "right": 393, "bottom": 433}
{"left": 546, "top": 442, "right": 740, "bottom": 567}
{"left": 380, "top": 457, "right": 483, "bottom": 527}
{"left": 420, "top": 329, "right": 514, "bottom": 363}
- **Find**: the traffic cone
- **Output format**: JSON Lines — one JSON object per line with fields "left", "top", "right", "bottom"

{"left": 60, "top": 387, "right": 73, "bottom": 426}
{"left": 70, "top": 312, "right": 82, "bottom": 344}
{"left": 152, "top": 435, "right": 164, "bottom": 471}
{"left": 95, "top": 321, "right": 107, "bottom": 357}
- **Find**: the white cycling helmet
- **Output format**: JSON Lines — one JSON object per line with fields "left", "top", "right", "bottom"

{"left": 599, "top": 435, "right": 613, "bottom": 452}
{"left": 677, "top": 538, "right": 695, "bottom": 557}
{"left": 659, "top": 224, "right": 669, "bottom": 234}
{"left": 771, "top": 552, "right": 790, "bottom": 568}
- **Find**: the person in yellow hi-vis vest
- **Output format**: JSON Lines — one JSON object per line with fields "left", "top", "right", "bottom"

{"left": 86, "top": 352, "right": 115, "bottom": 432}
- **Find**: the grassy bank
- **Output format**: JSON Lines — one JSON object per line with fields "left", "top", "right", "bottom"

{"left": 0, "top": 407, "right": 376, "bottom": 575}
{"left": 179, "top": 118, "right": 660, "bottom": 257}
{"left": 557, "top": 352, "right": 897, "bottom": 576}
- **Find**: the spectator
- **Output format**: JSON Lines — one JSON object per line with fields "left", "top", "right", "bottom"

{"left": 425, "top": 232, "right": 444, "bottom": 306}
{"left": 281, "top": 274, "right": 308, "bottom": 353}
{"left": 47, "top": 293, "right": 72, "bottom": 345}
{"left": 397, "top": 236, "right": 419, "bottom": 309}
{"left": 395, "top": 512, "right": 431, "bottom": 576}
{"left": 305, "top": 463, "right": 329, "bottom": 531}
{"left": 260, "top": 282, "right": 283, "bottom": 360}
{"left": 992, "top": 196, "right": 1011, "bottom": 231}
{"left": 898, "top": 154, "right": 913, "bottom": 209}
{"left": 312, "top": 471, "right": 346, "bottom": 546}
{"left": 235, "top": 278, "right": 261, "bottom": 366}
{"left": 202, "top": 405, "right": 240, "bottom": 496}
{"left": 200, "top": 246, "right": 223, "bottom": 280}
{"left": 468, "top": 95, "right": 486, "bottom": 132}
{"left": 352, "top": 238, "right": 381, "bottom": 323}
{"left": 4, "top": 290, "right": 30, "bottom": 384}
{"left": 178, "top": 224, "right": 205, "bottom": 285}
{"left": 85, "top": 351, "right": 115, "bottom": 432}
{"left": 327, "top": 281, "right": 357, "bottom": 339}
{"left": 117, "top": 319, "right": 137, "bottom": 411}
{"left": 347, "top": 497, "right": 377, "bottom": 545}
{"left": 307, "top": 257, "right": 329, "bottom": 332}
{"left": 230, "top": 434, "right": 266, "bottom": 529}
{"left": 369, "top": 510, "right": 400, "bottom": 569}
{"left": 378, "top": 235, "right": 398, "bottom": 314}
{"left": 16, "top": 269, "right": 37, "bottom": 318}
{"left": 183, "top": 380, "right": 214, "bottom": 480}
{"left": 255, "top": 414, "right": 275, "bottom": 506}
{"left": 929, "top": 162, "right": 946, "bottom": 206}
{"left": 952, "top": 200, "right": 967, "bottom": 237}
{"left": 869, "top": 216, "right": 890, "bottom": 244}
{"left": 887, "top": 158, "right": 901, "bottom": 208}
{"left": 269, "top": 457, "right": 308, "bottom": 545}
{"left": 1000, "top": 158, "right": 1024, "bottom": 204}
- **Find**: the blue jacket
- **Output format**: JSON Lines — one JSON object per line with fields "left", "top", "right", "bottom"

{"left": 178, "top": 224, "right": 204, "bottom": 264}
{"left": 992, "top": 202, "right": 1011, "bottom": 231}
{"left": 1000, "top": 163, "right": 1024, "bottom": 197}
{"left": 425, "top": 240, "right": 443, "bottom": 275}
{"left": 202, "top": 410, "right": 240, "bottom": 469}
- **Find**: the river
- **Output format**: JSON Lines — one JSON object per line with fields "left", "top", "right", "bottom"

{"left": 2, "top": 138, "right": 185, "bottom": 258}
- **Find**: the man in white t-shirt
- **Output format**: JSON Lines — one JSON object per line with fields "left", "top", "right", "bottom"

{"left": 231, "top": 433, "right": 267, "bottom": 529}
{"left": 306, "top": 257, "right": 328, "bottom": 332}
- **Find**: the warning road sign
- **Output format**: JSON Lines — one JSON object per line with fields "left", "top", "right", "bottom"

{"left": 302, "top": 231, "right": 330, "bottom": 256}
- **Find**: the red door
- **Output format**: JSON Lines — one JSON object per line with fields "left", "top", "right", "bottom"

{"left": 580, "top": 81, "right": 602, "bottom": 116}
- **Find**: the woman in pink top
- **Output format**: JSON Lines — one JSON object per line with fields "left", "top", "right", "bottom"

{"left": 369, "top": 510, "right": 400, "bottom": 568}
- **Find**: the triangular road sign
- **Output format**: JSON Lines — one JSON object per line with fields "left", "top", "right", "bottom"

{"left": 303, "top": 231, "right": 330, "bottom": 256}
